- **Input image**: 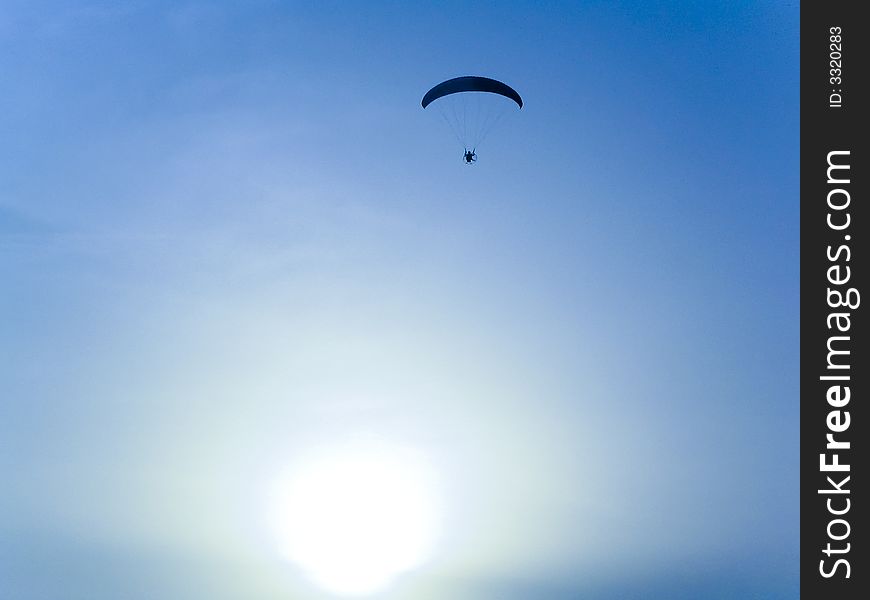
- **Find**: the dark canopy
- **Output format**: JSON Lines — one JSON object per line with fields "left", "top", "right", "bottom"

{"left": 422, "top": 76, "right": 523, "bottom": 109}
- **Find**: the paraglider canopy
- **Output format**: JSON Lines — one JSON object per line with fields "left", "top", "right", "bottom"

{"left": 421, "top": 76, "right": 523, "bottom": 109}
{"left": 422, "top": 76, "right": 523, "bottom": 162}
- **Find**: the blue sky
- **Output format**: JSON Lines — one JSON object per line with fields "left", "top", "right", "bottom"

{"left": 1, "top": 1, "right": 798, "bottom": 598}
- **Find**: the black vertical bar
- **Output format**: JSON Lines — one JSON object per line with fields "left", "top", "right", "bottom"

{"left": 801, "top": 2, "right": 867, "bottom": 598}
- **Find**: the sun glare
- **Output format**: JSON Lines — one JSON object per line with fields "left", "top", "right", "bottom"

{"left": 269, "top": 443, "right": 440, "bottom": 595}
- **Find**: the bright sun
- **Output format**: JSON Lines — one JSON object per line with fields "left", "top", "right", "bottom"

{"left": 269, "top": 443, "right": 440, "bottom": 595}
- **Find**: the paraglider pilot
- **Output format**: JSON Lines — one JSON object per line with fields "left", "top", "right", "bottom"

{"left": 463, "top": 149, "right": 477, "bottom": 164}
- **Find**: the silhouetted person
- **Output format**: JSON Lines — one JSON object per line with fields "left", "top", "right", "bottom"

{"left": 464, "top": 149, "right": 477, "bottom": 164}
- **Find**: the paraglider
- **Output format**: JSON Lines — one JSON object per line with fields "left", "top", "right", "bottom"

{"left": 422, "top": 76, "right": 523, "bottom": 163}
